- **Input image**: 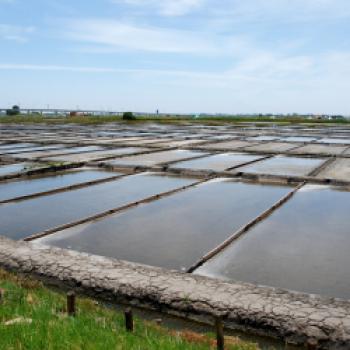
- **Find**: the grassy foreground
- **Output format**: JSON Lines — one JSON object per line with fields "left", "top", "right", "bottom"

{"left": 0, "top": 269, "right": 259, "bottom": 350}
{"left": 0, "top": 114, "right": 348, "bottom": 125}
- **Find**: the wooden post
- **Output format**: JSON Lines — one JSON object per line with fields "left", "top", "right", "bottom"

{"left": 154, "top": 318, "right": 162, "bottom": 326}
{"left": 67, "top": 291, "right": 76, "bottom": 317}
{"left": 124, "top": 308, "right": 134, "bottom": 332}
{"left": 306, "top": 339, "right": 318, "bottom": 350}
{"left": 215, "top": 317, "right": 224, "bottom": 350}
{"left": 0, "top": 288, "right": 4, "bottom": 304}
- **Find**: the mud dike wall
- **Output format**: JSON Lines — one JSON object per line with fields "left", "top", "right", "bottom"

{"left": 0, "top": 236, "right": 349, "bottom": 349}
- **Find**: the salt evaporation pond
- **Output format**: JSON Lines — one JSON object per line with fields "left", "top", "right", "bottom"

{"left": 0, "top": 168, "right": 119, "bottom": 202}
{"left": 38, "top": 179, "right": 292, "bottom": 271}
{"left": 106, "top": 149, "right": 206, "bottom": 167}
{"left": 196, "top": 185, "right": 350, "bottom": 299}
{"left": 170, "top": 153, "right": 264, "bottom": 172}
{"left": 0, "top": 173, "right": 195, "bottom": 240}
{"left": 236, "top": 155, "right": 325, "bottom": 177}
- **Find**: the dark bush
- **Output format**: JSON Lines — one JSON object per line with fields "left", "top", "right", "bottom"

{"left": 122, "top": 111, "right": 136, "bottom": 120}
{"left": 6, "top": 105, "right": 20, "bottom": 116}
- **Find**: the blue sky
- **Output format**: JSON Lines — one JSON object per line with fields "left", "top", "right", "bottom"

{"left": 1, "top": 0, "right": 350, "bottom": 114}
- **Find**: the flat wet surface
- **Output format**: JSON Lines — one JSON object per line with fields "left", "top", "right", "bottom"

{"left": 344, "top": 148, "right": 350, "bottom": 155}
{"left": 196, "top": 185, "right": 350, "bottom": 299}
{"left": 117, "top": 138, "right": 175, "bottom": 146}
{"left": 318, "top": 138, "right": 350, "bottom": 144}
{"left": 199, "top": 140, "right": 253, "bottom": 150}
{"left": 236, "top": 155, "right": 325, "bottom": 176}
{"left": 107, "top": 150, "right": 206, "bottom": 167}
{"left": 0, "top": 143, "right": 37, "bottom": 150}
{"left": 279, "top": 136, "right": 317, "bottom": 142}
{"left": 289, "top": 144, "right": 347, "bottom": 155}
{"left": 0, "top": 173, "right": 195, "bottom": 240}
{"left": 317, "top": 158, "right": 350, "bottom": 181}
{"left": 13, "top": 146, "right": 104, "bottom": 159}
{"left": 150, "top": 140, "right": 206, "bottom": 148}
{"left": 243, "top": 142, "right": 301, "bottom": 153}
{"left": 44, "top": 147, "right": 147, "bottom": 162}
{"left": 38, "top": 180, "right": 291, "bottom": 271}
{"left": 0, "top": 144, "right": 66, "bottom": 155}
{"left": 247, "top": 136, "right": 280, "bottom": 141}
{"left": 0, "top": 163, "right": 33, "bottom": 176}
{"left": 171, "top": 153, "right": 264, "bottom": 171}
{"left": 0, "top": 169, "right": 119, "bottom": 202}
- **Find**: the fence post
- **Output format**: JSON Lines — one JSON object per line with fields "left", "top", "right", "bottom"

{"left": 306, "top": 339, "right": 318, "bottom": 350}
{"left": 67, "top": 291, "right": 76, "bottom": 317}
{"left": 125, "top": 308, "right": 134, "bottom": 332}
{"left": 215, "top": 317, "right": 224, "bottom": 350}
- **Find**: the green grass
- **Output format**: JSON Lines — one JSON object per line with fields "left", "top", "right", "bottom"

{"left": 0, "top": 114, "right": 348, "bottom": 125}
{"left": 0, "top": 269, "right": 259, "bottom": 350}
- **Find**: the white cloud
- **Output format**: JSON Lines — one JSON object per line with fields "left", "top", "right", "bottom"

{"left": 112, "top": 0, "right": 350, "bottom": 22}
{"left": 0, "top": 50, "right": 348, "bottom": 84}
{"left": 228, "top": 54, "right": 314, "bottom": 81}
{"left": 58, "top": 15, "right": 350, "bottom": 91}
{"left": 2, "top": 0, "right": 350, "bottom": 114}
{"left": 65, "top": 19, "right": 218, "bottom": 54}
{"left": 210, "top": 0, "right": 350, "bottom": 23}
{"left": 0, "top": 24, "right": 35, "bottom": 42}
{"left": 158, "top": 0, "right": 203, "bottom": 16}
{"left": 0, "top": 64, "right": 119, "bottom": 73}
{"left": 1, "top": 53, "right": 350, "bottom": 114}
{"left": 114, "top": 0, "right": 203, "bottom": 16}
{"left": 0, "top": 63, "right": 223, "bottom": 80}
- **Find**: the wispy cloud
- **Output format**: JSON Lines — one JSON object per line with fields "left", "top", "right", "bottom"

{"left": 0, "top": 24, "right": 35, "bottom": 42}
{"left": 64, "top": 19, "right": 218, "bottom": 54}
{"left": 228, "top": 54, "right": 314, "bottom": 81}
{"left": 0, "top": 63, "right": 222, "bottom": 79}
{"left": 1, "top": 51, "right": 348, "bottom": 83}
{"left": 1, "top": 54, "right": 350, "bottom": 114}
{"left": 209, "top": 0, "right": 350, "bottom": 24}
{"left": 113, "top": 0, "right": 203, "bottom": 16}
{"left": 1, "top": 0, "right": 350, "bottom": 113}
{"left": 49, "top": 13, "right": 350, "bottom": 89}
{"left": 0, "top": 64, "right": 119, "bottom": 73}
{"left": 111, "top": 0, "right": 350, "bottom": 23}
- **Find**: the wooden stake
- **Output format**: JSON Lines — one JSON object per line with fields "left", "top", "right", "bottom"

{"left": 0, "top": 288, "right": 4, "bottom": 304}
{"left": 67, "top": 291, "right": 76, "bottom": 317}
{"left": 215, "top": 317, "right": 224, "bottom": 350}
{"left": 306, "top": 339, "right": 318, "bottom": 350}
{"left": 124, "top": 308, "right": 134, "bottom": 332}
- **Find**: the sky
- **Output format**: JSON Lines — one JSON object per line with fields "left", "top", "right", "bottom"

{"left": 0, "top": 0, "right": 350, "bottom": 114}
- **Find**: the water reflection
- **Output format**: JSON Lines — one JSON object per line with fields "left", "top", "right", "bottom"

{"left": 196, "top": 185, "right": 350, "bottom": 299}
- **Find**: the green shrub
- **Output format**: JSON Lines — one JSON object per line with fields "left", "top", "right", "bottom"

{"left": 6, "top": 105, "right": 20, "bottom": 116}
{"left": 122, "top": 111, "right": 136, "bottom": 120}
